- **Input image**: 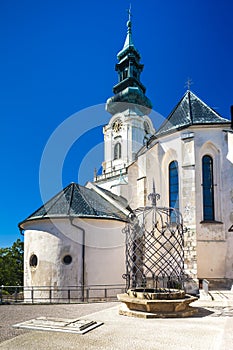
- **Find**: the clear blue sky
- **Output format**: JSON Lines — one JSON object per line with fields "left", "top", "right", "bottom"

{"left": 0, "top": 0, "right": 232, "bottom": 247}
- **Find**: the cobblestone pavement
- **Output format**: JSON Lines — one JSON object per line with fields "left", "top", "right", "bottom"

{"left": 0, "top": 292, "right": 233, "bottom": 350}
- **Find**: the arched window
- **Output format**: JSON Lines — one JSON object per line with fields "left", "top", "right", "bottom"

{"left": 114, "top": 142, "right": 121, "bottom": 160}
{"left": 169, "top": 161, "right": 179, "bottom": 214}
{"left": 202, "top": 155, "right": 214, "bottom": 221}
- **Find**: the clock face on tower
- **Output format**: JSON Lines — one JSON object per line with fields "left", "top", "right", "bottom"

{"left": 112, "top": 119, "right": 122, "bottom": 133}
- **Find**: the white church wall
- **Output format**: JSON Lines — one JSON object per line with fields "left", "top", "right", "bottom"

{"left": 155, "top": 132, "right": 198, "bottom": 278}
{"left": 193, "top": 127, "right": 233, "bottom": 280}
{"left": 127, "top": 162, "right": 139, "bottom": 209}
{"left": 126, "top": 133, "right": 198, "bottom": 279}
{"left": 23, "top": 220, "right": 83, "bottom": 287}
{"left": 23, "top": 219, "right": 83, "bottom": 302}
{"left": 136, "top": 153, "right": 147, "bottom": 207}
{"left": 103, "top": 126, "right": 111, "bottom": 173}
{"left": 82, "top": 218, "right": 125, "bottom": 285}
{"left": 151, "top": 126, "right": 233, "bottom": 281}
{"left": 197, "top": 241, "right": 227, "bottom": 278}
{"left": 181, "top": 136, "right": 197, "bottom": 278}
{"left": 22, "top": 217, "right": 126, "bottom": 302}
{"left": 160, "top": 139, "right": 180, "bottom": 208}
{"left": 102, "top": 108, "right": 154, "bottom": 176}
{"left": 221, "top": 132, "right": 233, "bottom": 279}
{"left": 225, "top": 231, "right": 233, "bottom": 279}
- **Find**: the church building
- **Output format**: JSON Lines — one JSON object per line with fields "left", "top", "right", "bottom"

{"left": 93, "top": 15, "right": 233, "bottom": 288}
{"left": 19, "top": 13, "right": 233, "bottom": 300}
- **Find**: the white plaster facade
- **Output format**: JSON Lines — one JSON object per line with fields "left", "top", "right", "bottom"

{"left": 97, "top": 108, "right": 154, "bottom": 199}
{"left": 103, "top": 109, "right": 154, "bottom": 174}
{"left": 22, "top": 217, "right": 125, "bottom": 301}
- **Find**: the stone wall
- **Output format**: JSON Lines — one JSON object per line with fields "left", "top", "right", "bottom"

{"left": 184, "top": 227, "right": 197, "bottom": 279}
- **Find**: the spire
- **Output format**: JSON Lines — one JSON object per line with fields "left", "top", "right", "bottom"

{"left": 106, "top": 9, "right": 152, "bottom": 115}
{"left": 122, "top": 6, "right": 133, "bottom": 51}
{"left": 117, "top": 6, "right": 139, "bottom": 60}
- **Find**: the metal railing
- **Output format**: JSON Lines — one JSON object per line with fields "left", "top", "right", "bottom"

{"left": 0, "top": 284, "right": 125, "bottom": 304}
{"left": 94, "top": 167, "right": 127, "bottom": 182}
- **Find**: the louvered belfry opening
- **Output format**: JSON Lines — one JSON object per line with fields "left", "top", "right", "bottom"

{"left": 123, "top": 188, "right": 185, "bottom": 291}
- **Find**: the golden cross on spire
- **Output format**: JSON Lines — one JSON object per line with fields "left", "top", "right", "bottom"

{"left": 185, "top": 77, "right": 193, "bottom": 90}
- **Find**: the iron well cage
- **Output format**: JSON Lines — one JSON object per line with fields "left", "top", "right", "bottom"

{"left": 123, "top": 196, "right": 185, "bottom": 291}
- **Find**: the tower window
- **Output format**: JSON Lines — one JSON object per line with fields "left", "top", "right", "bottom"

{"left": 202, "top": 155, "right": 214, "bottom": 221}
{"left": 169, "top": 161, "right": 179, "bottom": 220}
{"left": 121, "top": 68, "right": 128, "bottom": 81}
{"left": 114, "top": 142, "right": 121, "bottom": 160}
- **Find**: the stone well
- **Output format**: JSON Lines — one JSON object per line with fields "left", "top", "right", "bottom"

{"left": 118, "top": 187, "right": 199, "bottom": 318}
{"left": 118, "top": 288, "right": 198, "bottom": 318}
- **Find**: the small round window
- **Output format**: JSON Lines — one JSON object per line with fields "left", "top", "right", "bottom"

{"left": 29, "top": 254, "right": 38, "bottom": 268}
{"left": 63, "top": 255, "right": 72, "bottom": 265}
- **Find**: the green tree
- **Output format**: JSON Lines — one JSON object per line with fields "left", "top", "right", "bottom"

{"left": 0, "top": 239, "right": 24, "bottom": 286}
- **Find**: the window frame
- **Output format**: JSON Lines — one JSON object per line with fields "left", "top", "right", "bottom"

{"left": 114, "top": 142, "right": 121, "bottom": 160}
{"left": 202, "top": 155, "right": 215, "bottom": 221}
{"left": 169, "top": 160, "right": 179, "bottom": 213}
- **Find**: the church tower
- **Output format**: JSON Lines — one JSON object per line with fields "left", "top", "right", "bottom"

{"left": 94, "top": 11, "right": 154, "bottom": 196}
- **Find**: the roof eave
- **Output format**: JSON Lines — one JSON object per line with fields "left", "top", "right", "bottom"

{"left": 19, "top": 214, "right": 128, "bottom": 229}
{"left": 155, "top": 124, "right": 192, "bottom": 138}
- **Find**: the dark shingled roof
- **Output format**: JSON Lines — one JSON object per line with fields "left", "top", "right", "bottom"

{"left": 19, "top": 183, "right": 128, "bottom": 227}
{"left": 156, "top": 90, "right": 230, "bottom": 137}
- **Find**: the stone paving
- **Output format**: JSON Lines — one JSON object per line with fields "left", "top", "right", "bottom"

{"left": 0, "top": 291, "right": 233, "bottom": 350}
{"left": 0, "top": 302, "right": 116, "bottom": 344}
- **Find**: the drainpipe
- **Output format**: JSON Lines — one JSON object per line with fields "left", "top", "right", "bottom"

{"left": 69, "top": 217, "right": 85, "bottom": 302}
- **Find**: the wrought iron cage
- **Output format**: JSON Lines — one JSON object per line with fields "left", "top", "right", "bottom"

{"left": 123, "top": 191, "right": 185, "bottom": 291}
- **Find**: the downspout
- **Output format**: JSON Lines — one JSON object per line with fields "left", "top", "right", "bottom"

{"left": 69, "top": 217, "right": 85, "bottom": 302}
{"left": 67, "top": 184, "right": 85, "bottom": 301}
{"left": 18, "top": 227, "right": 25, "bottom": 288}
{"left": 231, "top": 105, "right": 233, "bottom": 130}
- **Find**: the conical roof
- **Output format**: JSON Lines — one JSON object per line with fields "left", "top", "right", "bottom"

{"left": 117, "top": 18, "right": 140, "bottom": 60}
{"left": 19, "top": 183, "right": 128, "bottom": 228}
{"left": 156, "top": 90, "right": 230, "bottom": 136}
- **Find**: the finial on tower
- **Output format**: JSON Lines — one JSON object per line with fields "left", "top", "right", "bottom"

{"left": 128, "top": 4, "right": 132, "bottom": 22}
{"left": 126, "top": 4, "right": 132, "bottom": 33}
{"left": 185, "top": 77, "right": 193, "bottom": 90}
{"left": 121, "top": 4, "right": 134, "bottom": 51}
{"left": 148, "top": 181, "right": 160, "bottom": 207}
